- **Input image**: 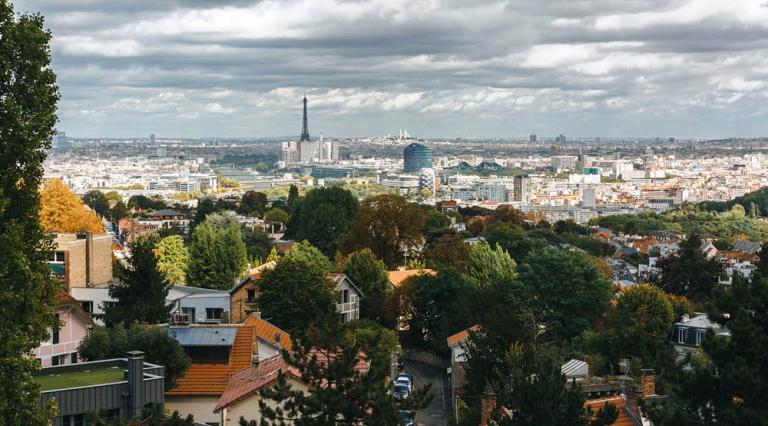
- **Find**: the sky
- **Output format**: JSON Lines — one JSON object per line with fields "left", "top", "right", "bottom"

{"left": 13, "top": 0, "right": 768, "bottom": 139}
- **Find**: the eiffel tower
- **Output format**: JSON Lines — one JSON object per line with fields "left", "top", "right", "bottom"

{"left": 300, "top": 94, "right": 310, "bottom": 142}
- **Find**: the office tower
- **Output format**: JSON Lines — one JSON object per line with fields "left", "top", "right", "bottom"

{"left": 513, "top": 174, "right": 530, "bottom": 203}
{"left": 530, "top": 134, "right": 537, "bottom": 142}
{"left": 403, "top": 143, "right": 433, "bottom": 173}
{"left": 555, "top": 134, "right": 566, "bottom": 145}
{"left": 150, "top": 133, "right": 155, "bottom": 144}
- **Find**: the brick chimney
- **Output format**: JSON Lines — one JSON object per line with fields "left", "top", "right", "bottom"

{"left": 640, "top": 369, "right": 656, "bottom": 397}
{"left": 479, "top": 385, "right": 496, "bottom": 426}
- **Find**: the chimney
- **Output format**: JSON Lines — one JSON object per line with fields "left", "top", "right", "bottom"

{"left": 479, "top": 385, "right": 496, "bottom": 426}
{"left": 251, "top": 355, "right": 261, "bottom": 377}
{"left": 86, "top": 231, "right": 94, "bottom": 286}
{"left": 640, "top": 369, "right": 656, "bottom": 397}
{"left": 126, "top": 351, "right": 144, "bottom": 420}
{"left": 251, "top": 311, "right": 261, "bottom": 320}
{"left": 681, "top": 314, "right": 690, "bottom": 322}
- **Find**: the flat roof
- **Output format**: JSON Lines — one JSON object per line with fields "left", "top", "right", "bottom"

{"left": 168, "top": 326, "right": 238, "bottom": 347}
{"left": 34, "top": 366, "right": 124, "bottom": 391}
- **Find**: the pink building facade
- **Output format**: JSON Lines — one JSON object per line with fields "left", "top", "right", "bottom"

{"left": 34, "top": 291, "right": 94, "bottom": 367}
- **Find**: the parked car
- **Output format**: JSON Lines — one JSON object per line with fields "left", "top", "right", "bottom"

{"left": 393, "top": 383, "right": 410, "bottom": 400}
{"left": 397, "top": 409, "right": 415, "bottom": 426}
{"left": 396, "top": 373, "right": 414, "bottom": 392}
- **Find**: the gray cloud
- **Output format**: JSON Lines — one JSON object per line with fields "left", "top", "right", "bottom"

{"left": 12, "top": 0, "right": 768, "bottom": 138}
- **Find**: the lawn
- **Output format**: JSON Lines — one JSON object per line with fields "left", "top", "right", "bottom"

{"left": 34, "top": 366, "right": 125, "bottom": 391}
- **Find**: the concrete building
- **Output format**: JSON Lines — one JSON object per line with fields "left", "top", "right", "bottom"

{"left": 50, "top": 232, "right": 113, "bottom": 290}
{"left": 36, "top": 352, "right": 165, "bottom": 426}
{"left": 513, "top": 174, "right": 530, "bottom": 202}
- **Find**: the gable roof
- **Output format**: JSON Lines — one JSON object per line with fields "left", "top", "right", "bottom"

{"left": 388, "top": 269, "right": 436, "bottom": 287}
{"left": 446, "top": 324, "right": 481, "bottom": 347}
{"left": 242, "top": 315, "right": 293, "bottom": 351}
{"left": 166, "top": 325, "right": 256, "bottom": 396}
{"left": 734, "top": 240, "right": 761, "bottom": 255}
{"left": 229, "top": 261, "right": 275, "bottom": 294}
{"left": 58, "top": 290, "right": 95, "bottom": 327}
{"left": 327, "top": 273, "right": 364, "bottom": 297}
{"left": 214, "top": 355, "right": 301, "bottom": 412}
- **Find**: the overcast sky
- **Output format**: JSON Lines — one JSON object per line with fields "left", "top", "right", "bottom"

{"left": 13, "top": 0, "right": 768, "bottom": 139}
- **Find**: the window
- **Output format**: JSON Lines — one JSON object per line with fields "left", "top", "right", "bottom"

{"left": 206, "top": 308, "right": 224, "bottom": 321}
{"left": 182, "top": 307, "right": 196, "bottom": 323}
{"left": 80, "top": 301, "right": 93, "bottom": 314}
{"left": 246, "top": 289, "right": 256, "bottom": 303}
{"left": 677, "top": 328, "right": 687, "bottom": 344}
{"left": 342, "top": 289, "right": 350, "bottom": 304}
{"left": 52, "top": 314, "right": 60, "bottom": 344}
{"left": 696, "top": 330, "right": 705, "bottom": 346}
{"left": 71, "top": 352, "right": 78, "bottom": 364}
{"left": 50, "top": 251, "right": 65, "bottom": 262}
{"left": 51, "top": 354, "right": 67, "bottom": 366}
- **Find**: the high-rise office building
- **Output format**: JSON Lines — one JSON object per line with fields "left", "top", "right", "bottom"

{"left": 513, "top": 174, "right": 530, "bottom": 203}
{"left": 530, "top": 134, "right": 537, "bottom": 142}
{"left": 150, "top": 133, "right": 155, "bottom": 144}
{"left": 403, "top": 143, "right": 433, "bottom": 173}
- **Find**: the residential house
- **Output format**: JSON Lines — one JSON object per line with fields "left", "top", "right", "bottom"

{"left": 34, "top": 290, "right": 94, "bottom": 367}
{"left": 49, "top": 232, "right": 113, "bottom": 291}
{"left": 672, "top": 314, "right": 730, "bottom": 356}
{"left": 733, "top": 239, "right": 761, "bottom": 256}
{"left": 242, "top": 312, "right": 293, "bottom": 360}
{"left": 387, "top": 268, "right": 437, "bottom": 290}
{"left": 165, "top": 324, "right": 256, "bottom": 425}
{"left": 36, "top": 352, "right": 165, "bottom": 426}
{"left": 168, "top": 286, "right": 231, "bottom": 324}
{"left": 328, "top": 273, "right": 364, "bottom": 322}
{"left": 142, "top": 208, "right": 190, "bottom": 234}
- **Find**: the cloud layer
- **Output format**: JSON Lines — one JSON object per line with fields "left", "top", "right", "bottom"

{"left": 14, "top": 0, "right": 768, "bottom": 138}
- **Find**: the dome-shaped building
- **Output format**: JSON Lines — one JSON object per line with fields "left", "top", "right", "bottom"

{"left": 403, "top": 143, "right": 433, "bottom": 173}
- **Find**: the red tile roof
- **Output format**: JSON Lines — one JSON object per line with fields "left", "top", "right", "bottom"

{"left": 446, "top": 324, "right": 481, "bottom": 347}
{"left": 388, "top": 269, "right": 436, "bottom": 287}
{"left": 214, "top": 355, "right": 301, "bottom": 412}
{"left": 242, "top": 315, "right": 293, "bottom": 351}
{"left": 166, "top": 325, "right": 256, "bottom": 396}
{"left": 584, "top": 396, "right": 638, "bottom": 426}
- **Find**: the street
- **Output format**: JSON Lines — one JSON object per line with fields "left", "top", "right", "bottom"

{"left": 402, "top": 360, "right": 453, "bottom": 426}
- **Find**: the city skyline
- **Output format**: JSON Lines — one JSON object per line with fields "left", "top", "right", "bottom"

{"left": 15, "top": 0, "right": 768, "bottom": 139}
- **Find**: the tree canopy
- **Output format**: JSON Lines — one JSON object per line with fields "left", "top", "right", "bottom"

{"left": 82, "top": 190, "right": 110, "bottom": 217}
{"left": 655, "top": 234, "right": 723, "bottom": 302}
{"left": 187, "top": 214, "right": 248, "bottom": 289}
{"left": 341, "top": 249, "right": 391, "bottom": 324}
{"left": 156, "top": 235, "right": 189, "bottom": 286}
{"left": 284, "top": 186, "right": 359, "bottom": 256}
{"left": 465, "top": 240, "right": 518, "bottom": 286}
{"left": 39, "top": 179, "right": 104, "bottom": 233}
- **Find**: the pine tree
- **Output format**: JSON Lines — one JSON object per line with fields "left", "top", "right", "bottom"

{"left": 104, "top": 232, "right": 172, "bottom": 326}
{"left": 0, "top": 1, "right": 61, "bottom": 420}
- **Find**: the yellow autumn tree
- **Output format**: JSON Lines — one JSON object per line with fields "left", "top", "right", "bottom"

{"left": 40, "top": 179, "right": 105, "bottom": 233}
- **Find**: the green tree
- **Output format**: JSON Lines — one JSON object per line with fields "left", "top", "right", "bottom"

{"left": 155, "top": 235, "right": 189, "bottom": 285}
{"left": 104, "top": 232, "right": 172, "bottom": 326}
{"left": 0, "top": 1, "right": 60, "bottom": 421}
{"left": 655, "top": 234, "right": 723, "bottom": 301}
{"left": 190, "top": 197, "right": 217, "bottom": 231}
{"left": 465, "top": 240, "right": 518, "bottom": 286}
{"left": 519, "top": 248, "right": 613, "bottom": 342}
{"left": 257, "top": 243, "right": 337, "bottom": 337}
{"left": 646, "top": 276, "right": 768, "bottom": 425}
{"left": 284, "top": 187, "right": 359, "bottom": 256}
{"left": 111, "top": 201, "right": 129, "bottom": 223}
{"left": 238, "top": 191, "right": 268, "bottom": 216}
{"left": 484, "top": 223, "right": 547, "bottom": 262}
{"left": 341, "top": 194, "right": 426, "bottom": 268}
{"left": 79, "top": 324, "right": 190, "bottom": 390}
{"left": 264, "top": 207, "right": 289, "bottom": 224}
{"left": 127, "top": 194, "right": 166, "bottom": 211}
{"left": 104, "top": 191, "right": 122, "bottom": 203}
{"left": 341, "top": 249, "right": 391, "bottom": 324}
{"left": 82, "top": 190, "right": 110, "bottom": 217}
{"left": 287, "top": 184, "right": 299, "bottom": 210}
{"left": 187, "top": 216, "right": 248, "bottom": 289}
{"left": 242, "top": 227, "right": 272, "bottom": 263}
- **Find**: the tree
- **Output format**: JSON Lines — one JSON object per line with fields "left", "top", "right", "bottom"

{"left": 104, "top": 191, "right": 122, "bottom": 203}
{"left": 518, "top": 248, "right": 613, "bottom": 342}
{"left": 287, "top": 184, "right": 299, "bottom": 210}
{"left": 465, "top": 240, "right": 518, "bottom": 286}
{"left": 190, "top": 197, "right": 217, "bottom": 231}
{"left": 127, "top": 194, "right": 166, "bottom": 211}
{"left": 79, "top": 324, "right": 190, "bottom": 390}
{"left": 0, "top": 1, "right": 60, "bottom": 420}
{"left": 156, "top": 235, "right": 189, "bottom": 285}
{"left": 111, "top": 201, "right": 129, "bottom": 223}
{"left": 40, "top": 179, "right": 104, "bottom": 233}
{"left": 238, "top": 191, "right": 268, "bottom": 216}
{"left": 655, "top": 234, "right": 723, "bottom": 301}
{"left": 82, "top": 190, "right": 110, "bottom": 217}
{"left": 284, "top": 187, "right": 359, "bottom": 256}
{"left": 257, "top": 243, "right": 338, "bottom": 337}
{"left": 104, "top": 232, "right": 172, "bottom": 326}
{"left": 487, "top": 205, "right": 526, "bottom": 229}
{"left": 341, "top": 249, "right": 391, "bottom": 324}
{"left": 255, "top": 322, "right": 430, "bottom": 426}
{"left": 187, "top": 216, "right": 248, "bottom": 289}
{"left": 341, "top": 194, "right": 426, "bottom": 268}
{"left": 425, "top": 233, "right": 470, "bottom": 270}
{"left": 484, "top": 223, "right": 547, "bottom": 262}
{"left": 646, "top": 276, "right": 768, "bottom": 425}
{"left": 422, "top": 207, "right": 453, "bottom": 245}
{"left": 242, "top": 227, "right": 272, "bottom": 263}
{"left": 264, "top": 207, "right": 289, "bottom": 225}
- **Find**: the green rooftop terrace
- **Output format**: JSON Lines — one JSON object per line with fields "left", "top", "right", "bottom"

{"left": 34, "top": 366, "right": 125, "bottom": 391}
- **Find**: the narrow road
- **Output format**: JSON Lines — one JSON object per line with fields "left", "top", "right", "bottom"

{"left": 402, "top": 360, "right": 452, "bottom": 426}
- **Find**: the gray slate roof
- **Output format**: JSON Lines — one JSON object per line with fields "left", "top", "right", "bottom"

{"left": 168, "top": 327, "right": 237, "bottom": 347}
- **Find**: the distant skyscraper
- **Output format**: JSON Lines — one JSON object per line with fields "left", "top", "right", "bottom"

{"left": 513, "top": 174, "right": 529, "bottom": 203}
{"left": 53, "top": 132, "right": 66, "bottom": 147}
{"left": 583, "top": 187, "right": 596, "bottom": 207}
{"left": 555, "top": 134, "right": 566, "bottom": 145}
{"left": 300, "top": 95, "right": 310, "bottom": 142}
{"left": 403, "top": 143, "right": 433, "bottom": 173}
{"left": 530, "top": 134, "right": 537, "bottom": 143}
{"left": 150, "top": 133, "right": 155, "bottom": 144}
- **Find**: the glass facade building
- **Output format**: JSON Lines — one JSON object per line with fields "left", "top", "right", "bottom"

{"left": 403, "top": 143, "right": 433, "bottom": 173}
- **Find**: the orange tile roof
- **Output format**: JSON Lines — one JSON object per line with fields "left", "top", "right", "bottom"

{"left": 584, "top": 396, "right": 638, "bottom": 426}
{"left": 242, "top": 315, "right": 293, "bottom": 351}
{"left": 446, "top": 324, "right": 481, "bottom": 347}
{"left": 388, "top": 269, "right": 436, "bottom": 287}
{"left": 166, "top": 325, "right": 256, "bottom": 396}
{"left": 214, "top": 355, "right": 301, "bottom": 412}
